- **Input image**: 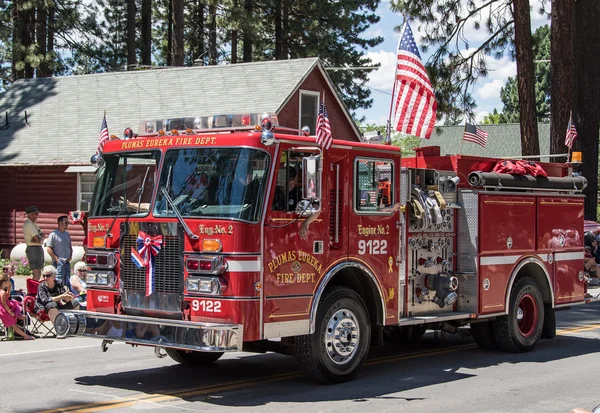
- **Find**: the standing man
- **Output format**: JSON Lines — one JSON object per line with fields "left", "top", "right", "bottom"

{"left": 46, "top": 215, "right": 73, "bottom": 292}
{"left": 23, "top": 206, "right": 45, "bottom": 281}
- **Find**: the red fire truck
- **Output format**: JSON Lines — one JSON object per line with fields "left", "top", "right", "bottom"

{"left": 56, "top": 114, "right": 588, "bottom": 384}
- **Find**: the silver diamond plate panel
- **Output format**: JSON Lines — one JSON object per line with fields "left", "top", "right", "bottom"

{"left": 456, "top": 190, "right": 479, "bottom": 272}
{"left": 398, "top": 168, "right": 410, "bottom": 317}
{"left": 263, "top": 319, "right": 310, "bottom": 339}
{"left": 456, "top": 190, "right": 479, "bottom": 312}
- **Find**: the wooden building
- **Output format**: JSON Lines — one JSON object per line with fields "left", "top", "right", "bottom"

{"left": 0, "top": 58, "right": 361, "bottom": 255}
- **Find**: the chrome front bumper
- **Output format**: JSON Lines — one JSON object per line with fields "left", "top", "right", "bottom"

{"left": 55, "top": 310, "right": 243, "bottom": 352}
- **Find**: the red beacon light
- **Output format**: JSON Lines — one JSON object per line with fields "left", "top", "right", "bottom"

{"left": 123, "top": 127, "right": 134, "bottom": 140}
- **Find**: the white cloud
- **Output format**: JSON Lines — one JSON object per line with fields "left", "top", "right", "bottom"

{"left": 364, "top": 50, "right": 398, "bottom": 91}
{"left": 474, "top": 111, "right": 490, "bottom": 123}
{"left": 477, "top": 79, "right": 504, "bottom": 100}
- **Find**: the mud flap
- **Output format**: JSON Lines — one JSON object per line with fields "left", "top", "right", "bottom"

{"left": 541, "top": 304, "right": 556, "bottom": 339}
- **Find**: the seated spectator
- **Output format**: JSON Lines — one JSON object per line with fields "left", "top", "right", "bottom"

{"left": 70, "top": 261, "right": 87, "bottom": 309}
{"left": 3, "top": 264, "right": 23, "bottom": 299}
{"left": 34, "top": 265, "right": 77, "bottom": 325}
{"left": 584, "top": 246, "right": 599, "bottom": 278}
{"left": 0, "top": 274, "right": 33, "bottom": 340}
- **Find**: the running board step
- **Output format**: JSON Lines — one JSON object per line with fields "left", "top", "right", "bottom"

{"left": 398, "top": 311, "right": 476, "bottom": 326}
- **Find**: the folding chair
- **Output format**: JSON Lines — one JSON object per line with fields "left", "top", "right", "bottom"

{"left": 23, "top": 278, "right": 56, "bottom": 338}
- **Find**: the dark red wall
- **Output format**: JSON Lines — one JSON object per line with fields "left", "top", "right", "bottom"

{"left": 278, "top": 69, "right": 359, "bottom": 142}
{"left": 0, "top": 166, "right": 84, "bottom": 257}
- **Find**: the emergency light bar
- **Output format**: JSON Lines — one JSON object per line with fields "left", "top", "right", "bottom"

{"left": 138, "top": 113, "right": 279, "bottom": 136}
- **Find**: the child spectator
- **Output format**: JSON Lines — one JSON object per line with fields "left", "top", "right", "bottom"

{"left": 3, "top": 264, "right": 24, "bottom": 299}
{"left": 0, "top": 273, "right": 34, "bottom": 340}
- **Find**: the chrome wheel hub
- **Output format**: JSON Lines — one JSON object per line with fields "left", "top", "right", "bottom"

{"left": 325, "top": 309, "right": 360, "bottom": 365}
{"left": 517, "top": 307, "right": 524, "bottom": 321}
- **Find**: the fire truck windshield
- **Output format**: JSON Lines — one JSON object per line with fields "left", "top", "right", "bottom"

{"left": 90, "top": 151, "right": 160, "bottom": 217}
{"left": 154, "top": 148, "right": 270, "bottom": 222}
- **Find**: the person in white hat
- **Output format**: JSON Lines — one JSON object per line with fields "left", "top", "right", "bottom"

{"left": 22, "top": 206, "right": 44, "bottom": 281}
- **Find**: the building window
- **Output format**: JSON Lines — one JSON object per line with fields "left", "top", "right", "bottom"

{"left": 354, "top": 158, "right": 394, "bottom": 214}
{"left": 299, "top": 90, "right": 320, "bottom": 133}
{"left": 78, "top": 173, "right": 96, "bottom": 212}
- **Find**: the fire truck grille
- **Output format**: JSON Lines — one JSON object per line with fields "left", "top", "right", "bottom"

{"left": 121, "top": 234, "right": 182, "bottom": 293}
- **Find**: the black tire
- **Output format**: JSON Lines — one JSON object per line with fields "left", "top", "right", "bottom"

{"left": 493, "top": 277, "right": 544, "bottom": 352}
{"left": 165, "top": 348, "right": 224, "bottom": 365}
{"left": 295, "top": 287, "right": 371, "bottom": 384}
{"left": 470, "top": 321, "right": 499, "bottom": 350}
{"left": 541, "top": 304, "right": 556, "bottom": 339}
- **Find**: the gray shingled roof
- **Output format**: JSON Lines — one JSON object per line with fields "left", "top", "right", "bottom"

{"left": 428, "top": 123, "right": 552, "bottom": 158}
{"left": 0, "top": 58, "right": 330, "bottom": 165}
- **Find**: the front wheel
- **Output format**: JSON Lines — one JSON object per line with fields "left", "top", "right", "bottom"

{"left": 296, "top": 287, "right": 371, "bottom": 384}
{"left": 165, "top": 348, "right": 224, "bottom": 365}
{"left": 493, "top": 277, "right": 544, "bottom": 352}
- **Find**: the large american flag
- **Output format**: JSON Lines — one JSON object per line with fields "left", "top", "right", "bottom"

{"left": 565, "top": 114, "right": 578, "bottom": 149}
{"left": 392, "top": 22, "right": 437, "bottom": 139}
{"left": 463, "top": 123, "right": 488, "bottom": 148}
{"left": 316, "top": 99, "right": 332, "bottom": 150}
{"left": 97, "top": 115, "right": 109, "bottom": 154}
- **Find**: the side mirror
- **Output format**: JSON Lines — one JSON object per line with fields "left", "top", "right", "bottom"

{"left": 295, "top": 200, "right": 315, "bottom": 217}
{"left": 302, "top": 155, "right": 321, "bottom": 201}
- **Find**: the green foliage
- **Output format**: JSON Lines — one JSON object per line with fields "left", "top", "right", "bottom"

{"left": 356, "top": 122, "right": 422, "bottom": 155}
{"left": 389, "top": 0, "right": 551, "bottom": 123}
{"left": 488, "top": 25, "right": 551, "bottom": 124}
{"left": 392, "top": 134, "right": 422, "bottom": 156}
{"left": 0, "top": 251, "right": 32, "bottom": 276}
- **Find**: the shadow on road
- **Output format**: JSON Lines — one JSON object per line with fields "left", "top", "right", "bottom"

{"left": 62, "top": 328, "right": 600, "bottom": 409}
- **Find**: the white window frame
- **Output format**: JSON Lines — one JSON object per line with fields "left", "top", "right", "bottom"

{"left": 298, "top": 90, "right": 321, "bottom": 133}
{"left": 77, "top": 173, "right": 96, "bottom": 212}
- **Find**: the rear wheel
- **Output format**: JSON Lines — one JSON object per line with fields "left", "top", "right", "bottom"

{"left": 296, "top": 287, "right": 371, "bottom": 384}
{"left": 165, "top": 348, "right": 224, "bottom": 365}
{"left": 493, "top": 277, "right": 544, "bottom": 352}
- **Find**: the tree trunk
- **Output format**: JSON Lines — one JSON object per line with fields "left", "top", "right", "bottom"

{"left": 167, "top": 0, "right": 173, "bottom": 66}
{"left": 23, "top": 4, "right": 34, "bottom": 78}
{"left": 172, "top": 0, "right": 184, "bottom": 65}
{"left": 231, "top": 30, "right": 238, "bottom": 63}
{"left": 141, "top": 0, "right": 152, "bottom": 65}
{"left": 513, "top": 0, "right": 539, "bottom": 157}
{"left": 573, "top": 0, "right": 600, "bottom": 220}
{"left": 242, "top": 0, "right": 252, "bottom": 62}
{"left": 282, "top": 0, "right": 288, "bottom": 58}
{"left": 196, "top": 0, "right": 204, "bottom": 64}
{"left": 275, "top": 0, "right": 282, "bottom": 59}
{"left": 11, "top": 0, "right": 22, "bottom": 81}
{"left": 550, "top": 0, "right": 575, "bottom": 157}
{"left": 208, "top": 2, "right": 217, "bottom": 65}
{"left": 36, "top": 5, "right": 48, "bottom": 77}
{"left": 47, "top": 4, "right": 54, "bottom": 76}
{"left": 127, "top": 0, "right": 137, "bottom": 70}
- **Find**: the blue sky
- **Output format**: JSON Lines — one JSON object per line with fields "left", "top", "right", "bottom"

{"left": 354, "top": 0, "right": 551, "bottom": 127}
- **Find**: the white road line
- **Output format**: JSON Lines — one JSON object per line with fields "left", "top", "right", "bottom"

{"left": 0, "top": 342, "right": 125, "bottom": 358}
{"left": 68, "top": 389, "right": 123, "bottom": 399}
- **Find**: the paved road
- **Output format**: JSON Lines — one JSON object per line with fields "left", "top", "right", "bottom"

{"left": 2, "top": 297, "right": 600, "bottom": 413}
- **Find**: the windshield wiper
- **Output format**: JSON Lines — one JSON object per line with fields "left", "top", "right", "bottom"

{"left": 161, "top": 188, "right": 199, "bottom": 240}
{"left": 136, "top": 167, "right": 150, "bottom": 214}
{"left": 106, "top": 184, "right": 145, "bottom": 238}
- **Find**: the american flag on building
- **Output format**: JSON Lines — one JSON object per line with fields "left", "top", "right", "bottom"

{"left": 316, "top": 99, "right": 332, "bottom": 150}
{"left": 565, "top": 114, "right": 578, "bottom": 149}
{"left": 462, "top": 123, "right": 488, "bottom": 148}
{"left": 97, "top": 114, "right": 109, "bottom": 154}
{"left": 391, "top": 22, "right": 437, "bottom": 139}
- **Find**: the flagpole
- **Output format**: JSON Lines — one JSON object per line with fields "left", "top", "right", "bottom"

{"left": 567, "top": 110, "right": 572, "bottom": 162}
{"left": 387, "top": 20, "right": 408, "bottom": 143}
{"left": 459, "top": 123, "right": 465, "bottom": 155}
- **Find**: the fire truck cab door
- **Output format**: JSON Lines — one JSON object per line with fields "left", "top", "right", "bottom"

{"left": 262, "top": 149, "right": 329, "bottom": 337}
